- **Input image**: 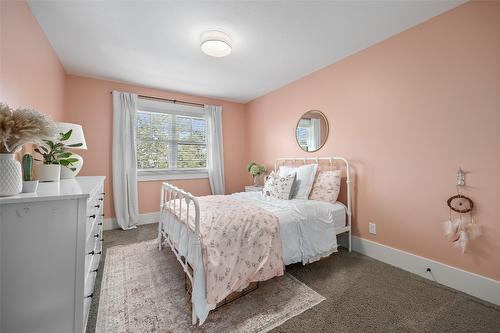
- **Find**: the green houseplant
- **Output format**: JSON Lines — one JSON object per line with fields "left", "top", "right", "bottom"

{"left": 247, "top": 162, "right": 267, "bottom": 186}
{"left": 21, "top": 153, "right": 38, "bottom": 193}
{"left": 34, "top": 129, "right": 82, "bottom": 182}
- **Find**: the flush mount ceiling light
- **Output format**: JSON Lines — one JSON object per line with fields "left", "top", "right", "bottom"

{"left": 200, "top": 30, "right": 232, "bottom": 57}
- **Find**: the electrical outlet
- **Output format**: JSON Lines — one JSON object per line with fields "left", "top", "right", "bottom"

{"left": 369, "top": 222, "right": 377, "bottom": 235}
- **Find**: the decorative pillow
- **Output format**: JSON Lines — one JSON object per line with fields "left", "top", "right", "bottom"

{"left": 262, "top": 171, "right": 296, "bottom": 200}
{"left": 278, "top": 164, "right": 318, "bottom": 200}
{"left": 309, "top": 170, "right": 342, "bottom": 203}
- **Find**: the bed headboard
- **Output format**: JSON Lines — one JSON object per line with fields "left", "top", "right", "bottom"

{"left": 274, "top": 157, "right": 352, "bottom": 228}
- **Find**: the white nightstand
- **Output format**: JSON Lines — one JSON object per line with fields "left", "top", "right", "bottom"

{"left": 245, "top": 185, "right": 263, "bottom": 192}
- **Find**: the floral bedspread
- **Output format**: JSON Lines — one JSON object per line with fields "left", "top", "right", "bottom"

{"left": 174, "top": 194, "right": 284, "bottom": 305}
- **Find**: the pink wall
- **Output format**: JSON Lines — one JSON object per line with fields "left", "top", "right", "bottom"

{"left": 4, "top": 0, "right": 498, "bottom": 281}
{"left": 64, "top": 75, "right": 248, "bottom": 218}
{"left": 0, "top": 0, "right": 65, "bottom": 121}
{"left": 245, "top": 1, "right": 500, "bottom": 280}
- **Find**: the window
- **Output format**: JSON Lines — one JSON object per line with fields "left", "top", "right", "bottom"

{"left": 296, "top": 119, "right": 311, "bottom": 151}
{"left": 136, "top": 98, "right": 208, "bottom": 181}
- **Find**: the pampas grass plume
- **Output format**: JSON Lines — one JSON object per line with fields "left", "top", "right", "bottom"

{"left": 0, "top": 103, "right": 57, "bottom": 153}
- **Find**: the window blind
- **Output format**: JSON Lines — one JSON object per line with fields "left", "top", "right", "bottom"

{"left": 136, "top": 110, "right": 207, "bottom": 170}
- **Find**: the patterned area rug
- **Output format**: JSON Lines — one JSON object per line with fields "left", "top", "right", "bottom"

{"left": 96, "top": 240, "right": 325, "bottom": 333}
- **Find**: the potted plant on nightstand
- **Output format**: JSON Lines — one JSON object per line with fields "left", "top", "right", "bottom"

{"left": 247, "top": 162, "right": 267, "bottom": 186}
{"left": 0, "top": 103, "right": 56, "bottom": 196}
{"left": 34, "top": 129, "right": 83, "bottom": 182}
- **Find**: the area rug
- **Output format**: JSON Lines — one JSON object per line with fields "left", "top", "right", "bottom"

{"left": 96, "top": 240, "right": 325, "bottom": 333}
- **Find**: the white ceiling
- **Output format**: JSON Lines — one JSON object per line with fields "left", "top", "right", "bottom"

{"left": 28, "top": 0, "right": 464, "bottom": 103}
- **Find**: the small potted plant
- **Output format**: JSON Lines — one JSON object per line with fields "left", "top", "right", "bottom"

{"left": 0, "top": 103, "right": 56, "bottom": 196}
{"left": 21, "top": 154, "right": 39, "bottom": 193}
{"left": 247, "top": 162, "right": 267, "bottom": 186}
{"left": 34, "top": 130, "right": 82, "bottom": 182}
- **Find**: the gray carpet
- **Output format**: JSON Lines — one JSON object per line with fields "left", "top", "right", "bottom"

{"left": 87, "top": 223, "right": 500, "bottom": 333}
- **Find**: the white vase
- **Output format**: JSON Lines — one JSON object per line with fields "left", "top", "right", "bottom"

{"left": 0, "top": 153, "right": 23, "bottom": 196}
{"left": 35, "top": 164, "right": 61, "bottom": 182}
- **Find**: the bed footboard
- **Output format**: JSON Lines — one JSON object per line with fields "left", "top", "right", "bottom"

{"left": 159, "top": 182, "right": 201, "bottom": 325}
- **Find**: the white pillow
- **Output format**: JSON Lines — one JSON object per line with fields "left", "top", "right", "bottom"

{"left": 278, "top": 164, "right": 318, "bottom": 200}
{"left": 262, "top": 171, "right": 296, "bottom": 200}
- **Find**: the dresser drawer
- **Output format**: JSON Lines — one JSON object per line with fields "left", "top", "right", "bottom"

{"left": 86, "top": 187, "right": 104, "bottom": 215}
{"left": 84, "top": 250, "right": 100, "bottom": 277}
{"left": 85, "top": 218, "right": 100, "bottom": 252}
{"left": 83, "top": 260, "right": 98, "bottom": 332}
{"left": 83, "top": 297, "right": 92, "bottom": 331}
{"left": 86, "top": 212, "right": 98, "bottom": 238}
{"left": 84, "top": 250, "right": 99, "bottom": 318}
{"left": 86, "top": 197, "right": 104, "bottom": 239}
{"left": 84, "top": 265, "right": 97, "bottom": 304}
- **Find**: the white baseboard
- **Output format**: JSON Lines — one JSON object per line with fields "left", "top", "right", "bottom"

{"left": 352, "top": 236, "right": 500, "bottom": 306}
{"left": 102, "top": 215, "right": 499, "bottom": 305}
{"left": 104, "top": 211, "right": 160, "bottom": 231}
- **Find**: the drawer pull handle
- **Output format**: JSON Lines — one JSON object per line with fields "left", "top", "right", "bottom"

{"left": 99, "top": 198, "right": 104, "bottom": 201}
{"left": 94, "top": 234, "right": 99, "bottom": 238}
{"left": 88, "top": 214, "right": 96, "bottom": 219}
{"left": 95, "top": 251, "right": 102, "bottom": 255}
{"left": 92, "top": 268, "right": 99, "bottom": 273}
{"left": 85, "top": 293, "right": 93, "bottom": 299}
{"left": 98, "top": 222, "right": 103, "bottom": 226}
{"left": 87, "top": 250, "right": 94, "bottom": 255}
{"left": 94, "top": 204, "right": 101, "bottom": 208}
{"left": 101, "top": 214, "right": 105, "bottom": 217}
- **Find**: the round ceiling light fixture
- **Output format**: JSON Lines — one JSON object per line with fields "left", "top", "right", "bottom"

{"left": 200, "top": 30, "right": 232, "bottom": 57}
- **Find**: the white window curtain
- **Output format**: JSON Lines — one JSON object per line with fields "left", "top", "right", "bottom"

{"left": 309, "top": 118, "right": 321, "bottom": 150}
{"left": 205, "top": 105, "right": 225, "bottom": 195}
{"left": 112, "top": 91, "right": 139, "bottom": 230}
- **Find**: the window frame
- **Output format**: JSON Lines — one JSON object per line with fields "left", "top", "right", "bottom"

{"left": 135, "top": 98, "right": 208, "bottom": 182}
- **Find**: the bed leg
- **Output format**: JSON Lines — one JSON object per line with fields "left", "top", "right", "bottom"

{"left": 158, "top": 222, "right": 163, "bottom": 251}
{"left": 192, "top": 302, "right": 197, "bottom": 325}
{"left": 348, "top": 231, "right": 352, "bottom": 252}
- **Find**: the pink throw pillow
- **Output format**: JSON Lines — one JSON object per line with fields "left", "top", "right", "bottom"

{"left": 309, "top": 170, "right": 341, "bottom": 203}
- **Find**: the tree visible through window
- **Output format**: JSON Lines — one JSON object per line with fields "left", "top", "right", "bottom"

{"left": 136, "top": 109, "right": 207, "bottom": 170}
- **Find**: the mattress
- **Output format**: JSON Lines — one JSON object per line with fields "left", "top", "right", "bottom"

{"left": 331, "top": 202, "right": 347, "bottom": 229}
{"left": 231, "top": 192, "right": 346, "bottom": 265}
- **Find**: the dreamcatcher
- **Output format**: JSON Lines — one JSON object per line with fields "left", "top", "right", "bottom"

{"left": 443, "top": 169, "right": 480, "bottom": 253}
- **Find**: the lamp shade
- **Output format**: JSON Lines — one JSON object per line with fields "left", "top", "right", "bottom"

{"left": 57, "top": 122, "right": 87, "bottom": 150}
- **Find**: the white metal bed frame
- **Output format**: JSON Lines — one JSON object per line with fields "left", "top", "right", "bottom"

{"left": 158, "top": 156, "right": 352, "bottom": 325}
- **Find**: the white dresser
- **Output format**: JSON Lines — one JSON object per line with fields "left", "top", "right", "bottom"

{"left": 0, "top": 176, "right": 105, "bottom": 333}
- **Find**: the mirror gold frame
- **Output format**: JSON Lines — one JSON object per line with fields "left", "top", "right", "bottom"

{"left": 295, "top": 110, "right": 329, "bottom": 152}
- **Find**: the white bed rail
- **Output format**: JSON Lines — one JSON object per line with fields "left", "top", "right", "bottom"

{"left": 275, "top": 156, "right": 353, "bottom": 251}
{"left": 159, "top": 182, "right": 200, "bottom": 324}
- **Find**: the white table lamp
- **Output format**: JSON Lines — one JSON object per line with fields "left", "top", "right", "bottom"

{"left": 57, "top": 122, "right": 87, "bottom": 179}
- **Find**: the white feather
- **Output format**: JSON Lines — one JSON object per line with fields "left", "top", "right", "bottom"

{"left": 454, "top": 230, "right": 469, "bottom": 253}
{"left": 466, "top": 223, "right": 481, "bottom": 239}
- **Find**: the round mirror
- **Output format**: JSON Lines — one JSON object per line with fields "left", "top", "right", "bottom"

{"left": 295, "top": 110, "right": 329, "bottom": 152}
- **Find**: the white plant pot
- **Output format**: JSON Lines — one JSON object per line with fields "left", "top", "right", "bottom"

{"left": 0, "top": 153, "right": 22, "bottom": 196}
{"left": 22, "top": 180, "right": 39, "bottom": 193}
{"left": 35, "top": 164, "right": 61, "bottom": 182}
